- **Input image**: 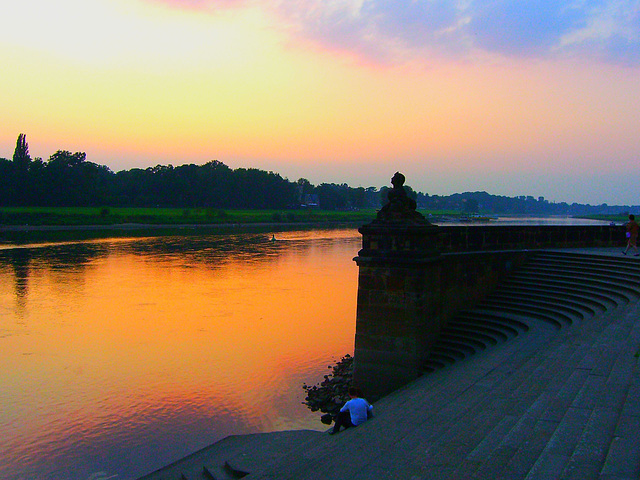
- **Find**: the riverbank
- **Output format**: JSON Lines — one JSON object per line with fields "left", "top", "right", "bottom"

{"left": 0, "top": 207, "right": 376, "bottom": 243}
{"left": 0, "top": 205, "right": 465, "bottom": 244}
{"left": 0, "top": 206, "right": 383, "bottom": 227}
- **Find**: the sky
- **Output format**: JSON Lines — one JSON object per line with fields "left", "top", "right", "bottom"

{"left": 1, "top": 0, "right": 639, "bottom": 205}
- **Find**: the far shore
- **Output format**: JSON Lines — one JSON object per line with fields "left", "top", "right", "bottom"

{"left": 0, "top": 221, "right": 363, "bottom": 233}
{"left": 0, "top": 220, "right": 369, "bottom": 245}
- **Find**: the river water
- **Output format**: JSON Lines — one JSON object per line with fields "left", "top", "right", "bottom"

{"left": 0, "top": 229, "right": 361, "bottom": 480}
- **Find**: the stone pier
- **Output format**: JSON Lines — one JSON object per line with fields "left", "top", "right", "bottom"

{"left": 352, "top": 172, "right": 441, "bottom": 400}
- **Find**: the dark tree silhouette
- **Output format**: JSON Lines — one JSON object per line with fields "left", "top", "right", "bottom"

{"left": 44, "top": 150, "right": 114, "bottom": 206}
{"left": 11, "top": 133, "right": 33, "bottom": 203}
{"left": 463, "top": 198, "right": 479, "bottom": 214}
{"left": 2, "top": 133, "right": 637, "bottom": 216}
{"left": 12, "top": 133, "right": 31, "bottom": 175}
{"left": 0, "top": 157, "right": 13, "bottom": 204}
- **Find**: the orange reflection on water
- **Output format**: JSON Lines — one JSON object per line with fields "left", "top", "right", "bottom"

{"left": 0, "top": 230, "right": 360, "bottom": 479}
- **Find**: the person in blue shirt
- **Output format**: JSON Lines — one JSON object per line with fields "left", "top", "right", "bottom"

{"left": 331, "top": 387, "right": 373, "bottom": 434}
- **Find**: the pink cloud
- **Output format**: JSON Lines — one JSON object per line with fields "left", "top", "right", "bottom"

{"left": 145, "top": 0, "right": 640, "bottom": 66}
{"left": 147, "top": 0, "right": 250, "bottom": 11}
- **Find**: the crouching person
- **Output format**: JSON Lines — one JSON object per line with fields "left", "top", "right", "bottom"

{"left": 331, "top": 387, "right": 373, "bottom": 434}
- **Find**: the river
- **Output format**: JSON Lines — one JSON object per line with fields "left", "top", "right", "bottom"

{"left": 0, "top": 228, "right": 361, "bottom": 480}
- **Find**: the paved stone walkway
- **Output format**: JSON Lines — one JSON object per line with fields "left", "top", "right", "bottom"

{"left": 141, "top": 248, "right": 640, "bottom": 480}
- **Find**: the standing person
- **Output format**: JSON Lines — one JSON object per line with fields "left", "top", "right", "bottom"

{"left": 623, "top": 214, "right": 639, "bottom": 256}
{"left": 331, "top": 387, "right": 373, "bottom": 434}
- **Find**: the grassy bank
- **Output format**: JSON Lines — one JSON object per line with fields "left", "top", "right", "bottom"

{"left": 579, "top": 214, "right": 631, "bottom": 223}
{"left": 0, "top": 206, "right": 382, "bottom": 244}
{"left": 0, "top": 206, "right": 380, "bottom": 227}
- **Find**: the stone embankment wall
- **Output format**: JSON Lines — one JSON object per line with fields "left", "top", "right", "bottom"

{"left": 353, "top": 223, "right": 625, "bottom": 400}
{"left": 437, "top": 249, "right": 533, "bottom": 330}
{"left": 436, "top": 224, "right": 625, "bottom": 332}
{"left": 437, "top": 224, "right": 623, "bottom": 252}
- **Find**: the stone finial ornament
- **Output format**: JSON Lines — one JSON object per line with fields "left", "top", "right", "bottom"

{"left": 376, "top": 172, "right": 427, "bottom": 223}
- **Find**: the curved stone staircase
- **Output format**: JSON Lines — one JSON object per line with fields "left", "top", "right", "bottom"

{"left": 424, "top": 251, "right": 640, "bottom": 373}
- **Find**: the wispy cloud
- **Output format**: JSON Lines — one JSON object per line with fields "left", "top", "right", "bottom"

{"left": 558, "top": 1, "right": 640, "bottom": 65}
{"left": 150, "top": 0, "right": 640, "bottom": 65}
{"left": 466, "top": 0, "right": 587, "bottom": 57}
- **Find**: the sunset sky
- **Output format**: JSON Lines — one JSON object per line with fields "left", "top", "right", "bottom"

{"left": 1, "top": 0, "right": 639, "bottom": 205}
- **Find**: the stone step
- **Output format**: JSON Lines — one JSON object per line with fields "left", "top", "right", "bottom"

{"left": 448, "top": 317, "right": 519, "bottom": 339}
{"left": 405, "top": 331, "right": 560, "bottom": 416}
{"left": 464, "top": 306, "right": 564, "bottom": 330}
{"left": 138, "top": 432, "right": 322, "bottom": 480}
{"left": 533, "top": 251, "right": 640, "bottom": 269}
{"left": 439, "top": 333, "right": 488, "bottom": 352}
{"left": 427, "top": 351, "right": 459, "bottom": 365}
{"left": 353, "top": 332, "right": 565, "bottom": 479}
{"left": 572, "top": 303, "right": 640, "bottom": 479}
{"left": 474, "top": 301, "right": 578, "bottom": 327}
{"left": 460, "top": 341, "right": 587, "bottom": 478}
{"left": 412, "top": 324, "right": 572, "bottom": 460}
{"left": 506, "top": 277, "right": 628, "bottom": 306}
{"left": 422, "top": 249, "right": 629, "bottom": 383}
{"left": 599, "top": 306, "right": 640, "bottom": 480}
{"left": 455, "top": 311, "right": 530, "bottom": 333}
{"left": 202, "top": 461, "right": 248, "bottom": 480}
{"left": 497, "top": 283, "right": 615, "bottom": 311}
{"left": 426, "top": 298, "right": 592, "bottom": 374}
{"left": 430, "top": 345, "right": 467, "bottom": 360}
{"left": 529, "top": 262, "right": 640, "bottom": 282}
{"left": 417, "top": 335, "right": 578, "bottom": 478}
{"left": 456, "top": 305, "right": 629, "bottom": 479}
{"left": 416, "top": 332, "right": 568, "bottom": 477}
{"left": 480, "top": 295, "right": 595, "bottom": 323}
{"left": 506, "top": 305, "right": 637, "bottom": 479}
{"left": 510, "top": 271, "right": 640, "bottom": 301}
{"left": 520, "top": 266, "right": 640, "bottom": 296}
{"left": 533, "top": 254, "right": 640, "bottom": 267}
{"left": 501, "top": 354, "right": 614, "bottom": 479}
{"left": 423, "top": 249, "right": 633, "bottom": 375}
{"left": 537, "top": 251, "right": 640, "bottom": 271}
{"left": 495, "top": 283, "right": 610, "bottom": 309}
{"left": 437, "top": 338, "right": 478, "bottom": 356}
{"left": 489, "top": 291, "right": 599, "bottom": 317}
{"left": 514, "top": 263, "right": 637, "bottom": 295}
{"left": 600, "top": 377, "right": 640, "bottom": 479}
{"left": 443, "top": 325, "right": 501, "bottom": 345}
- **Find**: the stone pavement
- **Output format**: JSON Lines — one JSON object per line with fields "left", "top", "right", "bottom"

{"left": 140, "top": 248, "right": 640, "bottom": 480}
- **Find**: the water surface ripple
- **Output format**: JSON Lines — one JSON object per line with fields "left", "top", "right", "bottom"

{"left": 0, "top": 229, "right": 360, "bottom": 480}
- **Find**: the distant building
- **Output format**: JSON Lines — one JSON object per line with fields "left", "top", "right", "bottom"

{"left": 302, "top": 194, "right": 319, "bottom": 208}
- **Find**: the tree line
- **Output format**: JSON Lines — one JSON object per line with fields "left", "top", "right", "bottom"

{"left": 1, "top": 134, "right": 373, "bottom": 210}
{"left": 1, "top": 134, "right": 635, "bottom": 215}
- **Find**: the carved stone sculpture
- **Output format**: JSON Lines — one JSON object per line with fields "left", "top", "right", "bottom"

{"left": 376, "top": 172, "right": 426, "bottom": 223}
